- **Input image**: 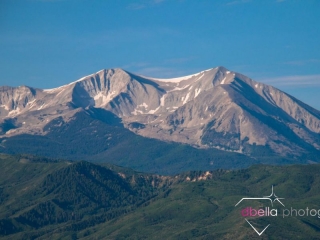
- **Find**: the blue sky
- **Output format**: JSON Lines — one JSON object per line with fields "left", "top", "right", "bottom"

{"left": 1, "top": 0, "right": 320, "bottom": 110}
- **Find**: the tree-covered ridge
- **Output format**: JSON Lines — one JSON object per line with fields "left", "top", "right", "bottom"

{"left": 0, "top": 154, "right": 320, "bottom": 239}
{"left": 0, "top": 154, "right": 172, "bottom": 239}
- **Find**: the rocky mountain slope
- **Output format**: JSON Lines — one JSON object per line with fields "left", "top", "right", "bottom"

{"left": 0, "top": 66, "right": 319, "bottom": 161}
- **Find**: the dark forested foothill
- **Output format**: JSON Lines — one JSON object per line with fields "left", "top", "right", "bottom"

{"left": 0, "top": 154, "right": 320, "bottom": 239}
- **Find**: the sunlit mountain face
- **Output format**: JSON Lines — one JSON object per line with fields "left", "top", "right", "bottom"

{"left": 1, "top": 66, "right": 320, "bottom": 173}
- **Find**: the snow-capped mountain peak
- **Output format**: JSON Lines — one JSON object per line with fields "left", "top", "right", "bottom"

{"left": 1, "top": 66, "right": 320, "bottom": 159}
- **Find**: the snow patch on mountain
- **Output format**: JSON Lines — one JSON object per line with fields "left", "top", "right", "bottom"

{"left": 137, "top": 68, "right": 213, "bottom": 83}
{"left": 195, "top": 88, "right": 201, "bottom": 98}
{"left": 183, "top": 92, "right": 191, "bottom": 104}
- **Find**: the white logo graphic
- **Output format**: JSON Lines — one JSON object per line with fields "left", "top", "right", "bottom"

{"left": 235, "top": 186, "right": 285, "bottom": 236}
{"left": 235, "top": 185, "right": 285, "bottom": 207}
{"left": 245, "top": 219, "right": 270, "bottom": 236}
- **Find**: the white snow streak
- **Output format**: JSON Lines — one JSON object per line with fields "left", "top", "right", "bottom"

{"left": 27, "top": 99, "right": 37, "bottom": 108}
{"left": 138, "top": 102, "right": 148, "bottom": 108}
{"left": 148, "top": 106, "right": 160, "bottom": 114}
{"left": 160, "top": 94, "right": 166, "bottom": 106}
{"left": 37, "top": 104, "right": 46, "bottom": 110}
{"left": 131, "top": 109, "right": 144, "bottom": 115}
{"left": 8, "top": 107, "right": 21, "bottom": 116}
{"left": 183, "top": 92, "right": 190, "bottom": 104}
{"left": 194, "top": 88, "right": 201, "bottom": 98}
{"left": 137, "top": 68, "right": 213, "bottom": 83}
{"left": 94, "top": 91, "right": 117, "bottom": 106}
{"left": 170, "top": 84, "right": 191, "bottom": 92}
{"left": 197, "top": 74, "right": 204, "bottom": 81}
{"left": 44, "top": 69, "right": 104, "bottom": 92}
{"left": 1, "top": 104, "right": 9, "bottom": 110}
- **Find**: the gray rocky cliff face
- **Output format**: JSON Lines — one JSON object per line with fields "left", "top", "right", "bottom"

{"left": 1, "top": 66, "right": 319, "bottom": 158}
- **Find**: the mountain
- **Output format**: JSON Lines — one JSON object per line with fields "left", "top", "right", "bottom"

{"left": 1, "top": 154, "right": 320, "bottom": 239}
{"left": 0, "top": 67, "right": 320, "bottom": 171}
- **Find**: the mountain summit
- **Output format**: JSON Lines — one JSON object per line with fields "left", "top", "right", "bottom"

{"left": 1, "top": 66, "right": 320, "bottom": 164}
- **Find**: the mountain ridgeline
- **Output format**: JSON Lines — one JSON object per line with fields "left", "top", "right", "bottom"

{"left": 0, "top": 66, "right": 320, "bottom": 173}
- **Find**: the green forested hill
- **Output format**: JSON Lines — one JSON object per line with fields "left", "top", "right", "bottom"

{"left": 0, "top": 154, "right": 172, "bottom": 239}
{"left": 0, "top": 154, "right": 320, "bottom": 239}
{"left": 78, "top": 165, "right": 320, "bottom": 240}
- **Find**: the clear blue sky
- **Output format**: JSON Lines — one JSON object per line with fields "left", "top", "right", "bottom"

{"left": 1, "top": 0, "right": 320, "bottom": 110}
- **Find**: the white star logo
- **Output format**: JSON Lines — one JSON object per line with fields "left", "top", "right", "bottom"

{"left": 235, "top": 185, "right": 285, "bottom": 207}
